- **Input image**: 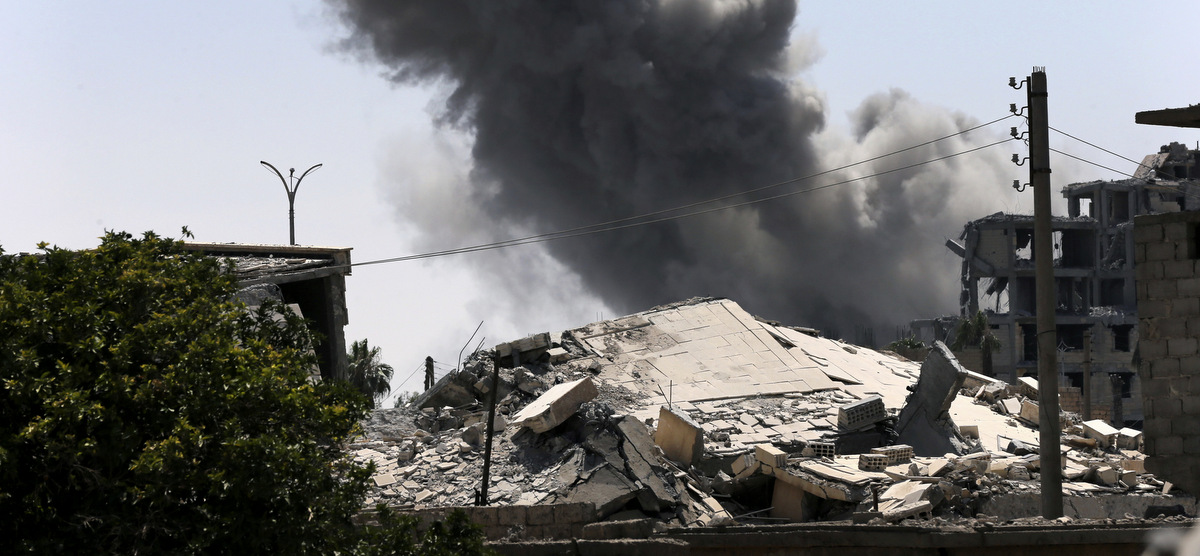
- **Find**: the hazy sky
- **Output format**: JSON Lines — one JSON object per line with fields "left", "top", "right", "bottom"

{"left": 4, "top": 1, "right": 1198, "bottom": 402}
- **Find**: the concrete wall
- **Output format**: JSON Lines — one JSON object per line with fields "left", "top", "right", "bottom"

{"left": 1134, "top": 211, "right": 1200, "bottom": 495}
{"left": 392, "top": 502, "right": 596, "bottom": 541}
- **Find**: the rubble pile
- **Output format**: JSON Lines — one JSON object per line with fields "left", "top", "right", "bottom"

{"left": 347, "top": 298, "right": 1193, "bottom": 539}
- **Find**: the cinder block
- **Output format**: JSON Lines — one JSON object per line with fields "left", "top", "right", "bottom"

{"left": 1150, "top": 279, "right": 1180, "bottom": 298}
{"left": 1136, "top": 244, "right": 1147, "bottom": 265}
{"left": 1141, "top": 340, "right": 1169, "bottom": 360}
{"left": 837, "top": 396, "right": 886, "bottom": 430}
{"left": 870, "top": 444, "right": 914, "bottom": 464}
{"left": 1140, "top": 300, "right": 1171, "bottom": 320}
{"left": 1142, "top": 377, "right": 1171, "bottom": 398}
{"left": 1179, "top": 243, "right": 1196, "bottom": 261}
{"left": 1181, "top": 279, "right": 1200, "bottom": 298}
{"left": 1153, "top": 358, "right": 1182, "bottom": 379}
{"left": 553, "top": 502, "right": 595, "bottom": 525}
{"left": 858, "top": 453, "right": 889, "bottom": 471}
{"left": 1170, "top": 337, "right": 1200, "bottom": 357}
{"left": 1135, "top": 223, "right": 1164, "bottom": 243}
{"left": 1157, "top": 397, "right": 1184, "bottom": 418}
{"left": 1176, "top": 298, "right": 1200, "bottom": 317}
{"left": 1172, "top": 416, "right": 1200, "bottom": 437}
{"left": 1164, "top": 222, "right": 1191, "bottom": 241}
{"left": 496, "top": 505, "right": 529, "bottom": 526}
{"left": 1182, "top": 396, "right": 1200, "bottom": 415}
{"left": 1165, "top": 260, "right": 1197, "bottom": 279}
{"left": 1157, "top": 318, "right": 1188, "bottom": 338}
{"left": 1184, "top": 436, "right": 1200, "bottom": 455}
{"left": 1159, "top": 436, "right": 1185, "bottom": 455}
{"left": 1148, "top": 242, "right": 1177, "bottom": 261}
{"left": 809, "top": 441, "right": 836, "bottom": 458}
{"left": 526, "top": 504, "right": 556, "bottom": 525}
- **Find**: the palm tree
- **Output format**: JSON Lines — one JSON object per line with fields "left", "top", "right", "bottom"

{"left": 347, "top": 339, "right": 394, "bottom": 409}
{"left": 951, "top": 311, "right": 1001, "bottom": 376}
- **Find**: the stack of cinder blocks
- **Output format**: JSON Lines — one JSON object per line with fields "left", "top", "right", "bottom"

{"left": 870, "top": 444, "right": 914, "bottom": 465}
{"left": 838, "top": 396, "right": 887, "bottom": 430}
{"left": 1134, "top": 212, "right": 1200, "bottom": 495}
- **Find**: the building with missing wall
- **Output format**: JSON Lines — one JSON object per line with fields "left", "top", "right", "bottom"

{"left": 913, "top": 142, "right": 1200, "bottom": 427}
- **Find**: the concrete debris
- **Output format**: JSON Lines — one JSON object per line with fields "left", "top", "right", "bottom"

{"left": 654, "top": 406, "right": 704, "bottom": 467}
{"left": 345, "top": 297, "right": 1188, "bottom": 542}
{"left": 511, "top": 377, "right": 599, "bottom": 433}
{"left": 895, "top": 342, "right": 969, "bottom": 456}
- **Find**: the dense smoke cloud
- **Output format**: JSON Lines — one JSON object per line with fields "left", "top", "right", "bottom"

{"left": 329, "top": 0, "right": 1012, "bottom": 341}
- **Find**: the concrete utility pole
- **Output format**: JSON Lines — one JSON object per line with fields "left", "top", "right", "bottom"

{"left": 1023, "top": 68, "right": 1064, "bottom": 518}
{"left": 1083, "top": 330, "right": 1092, "bottom": 420}
{"left": 260, "top": 161, "right": 322, "bottom": 246}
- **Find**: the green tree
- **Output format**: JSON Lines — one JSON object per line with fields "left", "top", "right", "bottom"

{"left": 348, "top": 339, "right": 394, "bottom": 409}
{"left": 0, "top": 231, "right": 373, "bottom": 553}
{"left": 951, "top": 310, "right": 1001, "bottom": 376}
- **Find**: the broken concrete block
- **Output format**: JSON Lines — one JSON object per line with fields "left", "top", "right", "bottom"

{"left": 1093, "top": 466, "right": 1120, "bottom": 486}
{"left": 655, "top": 406, "right": 704, "bottom": 467}
{"left": 373, "top": 473, "right": 397, "bottom": 487}
{"left": 1117, "top": 428, "right": 1142, "bottom": 450}
{"left": 1081, "top": 419, "right": 1119, "bottom": 448}
{"left": 894, "top": 342, "right": 969, "bottom": 456}
{"left": 560, "top": 463, "right": 639, "bottom": 520}
{"left": 1122, "top": 458, "right": 1146, "bottom": 473}
{"left": 756, "top": 444, "right": 787, "bottom": 468}
{"left": 495, "top": 332, "right": 551, "bottom": 358}
{"left": 959, "top": 425, "right": 979, "bottom": 440}
{"left": 511, "top": 377, "right": 599, "bottom": 433}
{"left": 546, "top": 346, "right": 570, "bottom": 364}
{"left": 1007, "top": 464, "right": 1031, "bottom": 481}
{"left": 837, "top": 396, "right": 887, "bottom": 430}
{"left": 999, "top": 398, "right": 1022, "bottom": 416}
{"left": 1019, "top": 400, "right": 1039, "bottom": 424}
{"left": 731, "top": 453, "right": 760, "bottom": 480}
{"left": 1018, "top": 376, "right": 1039, "bottom": 399}
{"left": 808, "top": 441, "right": 836, "bottom": 458}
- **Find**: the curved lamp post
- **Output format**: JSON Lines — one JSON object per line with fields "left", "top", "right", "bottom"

{"left": 260, "top": 161, "right": 322, "bottom": 245}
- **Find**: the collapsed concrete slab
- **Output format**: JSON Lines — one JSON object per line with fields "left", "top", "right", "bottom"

{"left": 654, "top": 406, "right": 704, "bottom": 467}
{"left": 511, "top": 377, "right": 599, "bottom": 433}
{"left": 895, "top": 341, "right": 969, "bottom": 456}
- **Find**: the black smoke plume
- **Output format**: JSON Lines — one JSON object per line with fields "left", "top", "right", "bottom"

{"left": 328, "top": 0, "right": 1012, "bottom": 342}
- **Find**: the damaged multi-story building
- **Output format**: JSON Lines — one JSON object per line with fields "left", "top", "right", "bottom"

{"left": 914, "top": 142, "right": 1200, "bottom": 428}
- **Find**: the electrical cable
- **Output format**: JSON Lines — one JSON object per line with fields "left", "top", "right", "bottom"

{"left": 352, "top": 131, "right": 1019, "bottom": 268}
{"left": 1049, "top": 126, "right": 1153, "bottom": 171}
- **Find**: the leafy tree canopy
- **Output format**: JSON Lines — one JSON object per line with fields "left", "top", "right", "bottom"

{"left": 0, "top": 231, "right": 374, "bottom": 553}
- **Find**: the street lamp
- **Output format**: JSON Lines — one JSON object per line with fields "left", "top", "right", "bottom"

{"left": 260, "top": 161, "right": 322, "bottom": 246}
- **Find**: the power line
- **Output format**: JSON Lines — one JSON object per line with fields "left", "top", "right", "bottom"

{"left": 1049, "top": 126, "right": 1150, "bottom": 170}
{"left": 352, "top": 128, "right": 1019, "bottom": 269}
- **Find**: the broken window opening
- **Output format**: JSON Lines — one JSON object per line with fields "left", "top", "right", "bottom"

{"left": 1056, "top": 324, "right": 1091, "bottom": 351}
{"left": 1079, "top": 196, "right": 1093, "bottom": 218}
{"left": 1059, "top": 229, "right": 1096, "bottom": 268}
{"left": 1111, "top": 324, "right": 1133, "bottom": 352}
{"left": 978, "top": 277, "right": 1010, "bottom": 314}
{"left": 1108, "top": 191, "right": 1130, "bottom": 223}
{"left": 1014, "top": 229, "right": 1033, "bottom": 265}
{"left": 1099, "top": 279, "right": 1125, "bottom": 307}
{"left": 1021, "top": 323, "right": 1037, "bottom": 362}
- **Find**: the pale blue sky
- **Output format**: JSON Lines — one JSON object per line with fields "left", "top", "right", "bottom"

{"left": 3, "top": 1, "right": 1197, "bottom": 400}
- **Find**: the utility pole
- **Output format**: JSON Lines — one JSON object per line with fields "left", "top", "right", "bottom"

{"left": 1018, "top": 67, "right": 1063, "bottom": 518}
{"left": 1083, "top": 330, "right": 1092, "bottom": 420}
{"left": 260, "top": 161, "right": 322, "bottom": 245}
